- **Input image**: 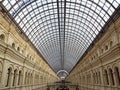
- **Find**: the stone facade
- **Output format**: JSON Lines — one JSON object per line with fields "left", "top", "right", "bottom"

{"left": 66, "top": 13, "right": 120, "bottom": 90}
{"left": 0, "top": 12, "right": 59, "bottom": 90}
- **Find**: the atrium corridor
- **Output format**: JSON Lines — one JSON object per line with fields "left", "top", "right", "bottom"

{"left": 0, "top": 0, "right": 120, "bottom": 90}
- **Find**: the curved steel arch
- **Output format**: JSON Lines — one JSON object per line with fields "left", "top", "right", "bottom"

{"left": 49, "top": 59, "right": 61, "bottom": 67}
{"left": 24, "top": 18, "right": 99, "bottom": 46}
{"left": 18, "top": 8, "right": 58, "bottom": 26}
{"left": 17, "top": 4, "right": 105, "bottom": 31}
{"left": 31, "top": 29, "right": 94, "bottom": 47}
{"left": 21, "top": 15, "right": 97, "bottom": 36}
{"left": 67, "top": 0, "right": 113, "bottom": 17}
{"left": 34, "top": 33, "right": 90, "bottom": 60}
{"left": 38, "top": 42, "right": 86, "bottom": 66}
{"left": 33, "top": 31, "right": 89, "bottom": 50}
{"left": 32, "top": 29, "right": 91, "bottom": 47}
{"left": 14, "top": 1, "right": 57, "bottom": 18}
{"left": 23, "top": 13, "right": 100, "bottom": 37}
{"left": 20, "top": 12, "right": 97, "bottom": 33}
{"left": 30, "top": 23, "right": 94, "bottom": 44}
{"left": 15, "top": 0, "right": 110, "bottom": 26}
{"left": 57, "top": 70, "right": 69, "bottom": 75}
{"left": 47, "top": 46, "right": 83, "bottom": 63}
{"left": 9, "top": 0, "right": 115, "bottom": 25}
{"left": 35, "top": 40, "right": 86, "bottom": 60}
{"left": 35, "top": 36, "right": 89, "bottom": 51}
{"left": 34, "top": 37, "right": 87, "bottom": 63}
{"left": 14, "top": 1, "right": 110, "bottom": 34}
{"left": 50, "top": 62, "right": 62, "bottom": 72}
{"left": 36, "top": 40, "right": 84, "bottom": 69}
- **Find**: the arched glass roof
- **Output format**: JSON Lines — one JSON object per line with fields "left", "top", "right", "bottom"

{"left": 1, "top": 0, "right": 120, "bottom": 77}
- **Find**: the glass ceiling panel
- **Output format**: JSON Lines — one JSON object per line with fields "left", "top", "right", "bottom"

{"left": 1, "top": 0, "right": 120, "bottom": 77}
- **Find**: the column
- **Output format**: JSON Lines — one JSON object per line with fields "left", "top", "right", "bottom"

{"left": 10, "top": 72, "right": 14, "bottom": 87}
{"left": 1, "top": 60, "right": 7, "bottom": 87}
{"left": 22, "top": 69, "right": 26, "bottom": 85}
{"left": 15, "top": 73, "right": 19, "bottom": 86}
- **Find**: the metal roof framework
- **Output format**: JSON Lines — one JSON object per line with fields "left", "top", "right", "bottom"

{"left": 1, "top": 0, "right": 120, "bottom": 77}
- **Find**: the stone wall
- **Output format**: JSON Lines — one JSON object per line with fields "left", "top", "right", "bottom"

{"left": 66, "top": 13, "right": 120, "bottom": 90}
{"left": 0, "top": 12, "right": 59, "bottom": 90}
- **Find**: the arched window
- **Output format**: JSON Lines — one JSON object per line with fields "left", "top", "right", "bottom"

{"left": 109, "top": 68, "right": 115, "bottom": 85}
{"left": 0, "top": 63, "right": 2, "bottom": 83}
{"left": 0, "top": 34, "right": 5, "bottom": 41}
{"left": 27, "top": 54, "right": 29, "bottom": 58}
{"left": 6, "top": 67, "right": 12, "bottom": 87}
{"left": 110, "top": 41, "right": 113, "bottom": 47}
{"left": 83, "top": 76, "right": 85, "bottom": 83}
{"left": 40, "top": 76, "right": 43, "bottom": 84}
{"left": 101, "top": 49, "right": 103, "bottom": 54}
{"left": 18, "top": 71, "right": 22, "bottom": 85}
{"left": 105, "top": 45, "right": 108, "bottom": 50}
{"left": 86, "top": 74, "right": 88, "bottom": 83}
{"left": 98, "top": 71, "right": 101, "bottom": 84}
{"left": 35, "top": 74, "right": 38, "bottom": 84}
{"left": 114, "top": 67, "right": 120, "bottom": 85}
{"left": 30, "top": 56, "right": 31, "bottom": 60}
{"left": 30, "top": 73, "right": 32, "bottom": 84}
{"left": 96, "top": 72, "right": 98, "bottom": 84}
{"left": 28, "top": 73, "right": 30, "bottom": 84}
{"left": 12, "top": 43, "right": 15, "bottom": 48}
{"left": 24, "top": 72, "right": 27, "bottom": 84}
{"left": 104, "top": 69, "right": 109, "bottom": 85}
{"left": 13, "top": 69, "right": 17, "bottom": 86}
{"left": 17, "top": 47, "right": 20, "bottom": 51}
{"left": 79, "top": 76, "right": 81, "bottom": 83}
{"left": 93, "top": 73, "right": 96, "bottom": 84}
{"left": 32, "top": 74, "right": 33, "bottom": 84}
{"left": 89, "top": 73, "right": 91, "bottom": 83}
{"left": 37, "top": 74, "right": 39, "bottom": 84}
{"left": 96, "top": 52, "right": 98, "bottom": 57}
{"left": 21, "top": 50, "right": 24, "bottom": 54}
